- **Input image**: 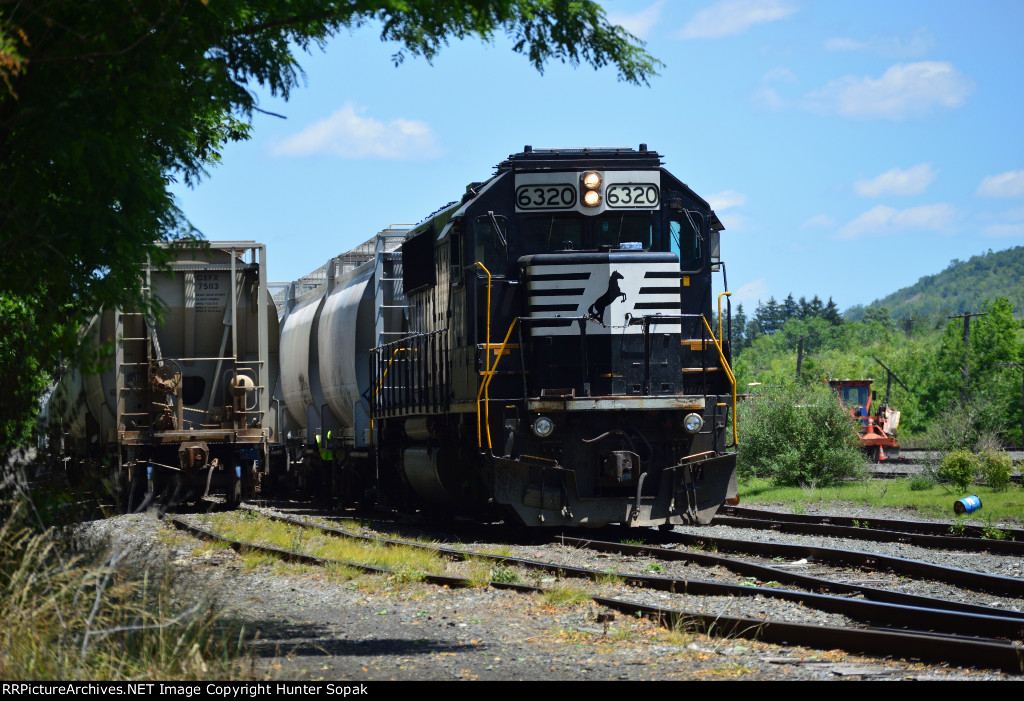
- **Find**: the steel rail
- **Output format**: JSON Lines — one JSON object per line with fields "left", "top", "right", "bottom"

{"left": 243, "top": 510, "right": 1024, "bottom": 639}
{"left": 557, "top": 535, "right": 1024, "bottom": 623}
{"left": 712, "top": 512, "right": 1024, "bottom": 556}
{"left": 169, "top": 514, "right": 1024, "bottom": 673}
{"left": 721, "top": 505, "right": 1024, "bottom": 542}
{"left": 660, "top": 530, "right": 1024, "bottom": 598}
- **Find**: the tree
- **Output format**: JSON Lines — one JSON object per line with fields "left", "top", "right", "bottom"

{"left": 0, "top": 1, "right": 659, "bottom": 454}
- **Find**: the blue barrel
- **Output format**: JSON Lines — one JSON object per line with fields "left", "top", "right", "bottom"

{"left": 954, "top": 495, "right": 982, "bottom": 515}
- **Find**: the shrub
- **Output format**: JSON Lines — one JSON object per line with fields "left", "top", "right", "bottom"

{"left": 737, "top": 382, "right": 865, "bottom": 487}
{"left": 938, "top": 449, "right": 978, "bottom": 493}
{"left": 978, "top": 450, "right": 1014, "bottom": 491}
{"left": 908, "top": 475, "right": 934, "bottom": 491}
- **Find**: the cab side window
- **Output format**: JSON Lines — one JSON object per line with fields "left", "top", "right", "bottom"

{"left": 670, "top": 214, "right": 703, "bottom": 271}
{"left": 472, "top": 215, "right": 508, "bottom": 272}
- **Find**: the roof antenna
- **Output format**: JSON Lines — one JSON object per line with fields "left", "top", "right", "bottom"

{"left": 524, "top": 145, "right": 532, "bottom": 153}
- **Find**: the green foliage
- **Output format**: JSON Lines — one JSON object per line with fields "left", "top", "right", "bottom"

{"left": 737, "top": 381, "right": 865, "bottom": 487}
{"left": 733, "top": 290, "right": 1023, "bottom": 446}
{"left": 938, "top": 449, "right": 978, "bottom": 493}
{"left": 978, "top": 449, "right": 1014, "bottom": 491}
{"left": 0, "top": 0, "right": 658, "bottom": 454}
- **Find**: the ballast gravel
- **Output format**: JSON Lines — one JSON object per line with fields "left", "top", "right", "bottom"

{"left": 75, "top": 501, "right": 1023, "bottom": 682}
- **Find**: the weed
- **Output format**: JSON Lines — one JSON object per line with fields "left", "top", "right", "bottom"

{"left": 791, "top": 502, "right": 806, "bottom": 515}
{"left": 981, "top": 517, "right": 1010, "bottom": 541}
{"left": 621, "top": 538, "right": 645, "bottom": 546}
{"left": 541, "top": 586, "right": 591, "bottom": 608}
{"left": 489, "top": 564, "right": 523, "bottom": 585}
{"left": 646, "top": 563, "right": 664, "bottom": 573}
{"left": 949, "top": 518, "right": 968, "bottom": 536}
{"left": 594, "top": 572, "right": 624, "bottom": 586}
{"left": 908, "top": 475, "right": 934, "bottom": 491}
{"left": 0, "top": 500, "right": 249, "bottom": 680}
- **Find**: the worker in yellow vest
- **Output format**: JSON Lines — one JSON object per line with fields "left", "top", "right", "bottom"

{"left": 315, "top": 430, "right": 333, "bottom": 462}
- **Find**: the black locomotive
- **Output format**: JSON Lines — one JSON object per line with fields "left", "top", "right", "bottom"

{"left": 354, "top": 146, "right": 738, "bottom": 526}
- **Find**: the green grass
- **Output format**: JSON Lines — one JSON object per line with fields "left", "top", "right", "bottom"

{"left": 204, "top": 512, "right": 449, "bottom": 582}
{"left": 737, "top": 477, "right": 1024, "bottom": 524}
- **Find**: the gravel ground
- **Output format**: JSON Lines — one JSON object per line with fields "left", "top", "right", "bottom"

{"left": 75, "top": 501, "right": 1024, "bottom": 682}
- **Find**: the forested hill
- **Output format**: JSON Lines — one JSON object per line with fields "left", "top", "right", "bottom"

{"left": 845, "top": 246, "right": 1024, "bottom": 322}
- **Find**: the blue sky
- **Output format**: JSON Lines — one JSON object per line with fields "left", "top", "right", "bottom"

{"left": 172, "top": 0, "right": 1024, "bottom": 314}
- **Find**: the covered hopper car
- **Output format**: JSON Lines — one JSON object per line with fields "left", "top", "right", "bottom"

{"left": 275, "top": 146, "right": 739, "bottom": 527}
{"left": 43, "top": 242, "right": 279, "bottom": 510}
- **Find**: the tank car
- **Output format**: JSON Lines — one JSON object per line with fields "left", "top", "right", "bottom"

{"left": 44, "top": 241, "right": 279, "bottom": 510}
{"left": 278, "top": 146, "right": 739, "bottom": 527}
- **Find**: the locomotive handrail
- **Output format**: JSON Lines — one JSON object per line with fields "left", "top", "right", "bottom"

{"left": 717, "top": 291, "right": 732, "bottom": 344}
{"left": 700, "top": 315, "right": 738, "bottom": 446}
{"left": 476, "top": 317, "right": 520, "bottom": 450}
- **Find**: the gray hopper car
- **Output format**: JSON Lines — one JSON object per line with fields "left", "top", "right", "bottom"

{"left": 43, "top": 241, "right": 279, "bottom": 510}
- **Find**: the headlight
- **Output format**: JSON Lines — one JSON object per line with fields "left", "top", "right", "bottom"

{"left": 683, "top": 413, "right": 704, "bottom": 434}
{"left": 582, "top": 171, "right": 602, "bottom": 189}
{"left": 532, "top": 416, "right": 555, "bottom": 438}
{"left": 582, "top": 190, "right": 601, "bottom": 207}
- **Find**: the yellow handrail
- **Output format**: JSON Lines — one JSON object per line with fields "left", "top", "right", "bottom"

{"left": 717, "top": 291, "right": 732, "bottom": 345}
{"left": 479, "top": 318, "right": 520, "bottom": 450}
{"left": 701, "top": 315, "right": 739, "bottom": 446}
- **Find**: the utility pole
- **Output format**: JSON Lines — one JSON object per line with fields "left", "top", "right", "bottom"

{"left": 948, "top": 312, "right": 987, "bottom": 406}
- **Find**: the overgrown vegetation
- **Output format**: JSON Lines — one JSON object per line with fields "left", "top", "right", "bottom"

{"left": 0, "top": 499, "right": 249, "bottom": 680}
{"left": 737, "top": 381, "right": 865, "bottom": 486}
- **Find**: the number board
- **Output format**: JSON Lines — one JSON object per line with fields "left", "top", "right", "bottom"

{"left": 606, "top": 184, "right": 660, "bottom": 208}
{"left": 516, "top": 184, "right": 577, "bottom": 210}
{"left": 514, "top": 171, "right": 661, "bottom": 214}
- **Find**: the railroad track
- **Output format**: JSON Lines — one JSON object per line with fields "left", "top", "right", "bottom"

{"left": 715, "top": 505, "right": 1024, "bottom": 555}
{"left": 168, "top": 508, "right": 1024, "bottom": 674}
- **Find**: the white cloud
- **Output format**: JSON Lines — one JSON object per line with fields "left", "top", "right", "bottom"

{"left": 273, "top": 103, "right": 441, "bottom": 159}
{"left": 751, "top": 67, "right": 797, "bottom": 111}
{"left": 981, "top": 207, "right": 1024, "bottom": 237}
{"left": 732, "top": 278, "right": 769, "bottom": 308}
{"left": 837, "top": 203, "right": 957, "bottom": 240}
{"left": 607, "top": 0, "right": 664, "bottom": 40}
{"left": 707, "top": 190, "right": 747, "bottom": 211}
{"left": 805, "top": 62, "right": 973, "bottom": 121}
{"left": 855, "top": 164, "right": 937, "bottom": 197}
{"left": 678, "top": 0, "right": 796, "bottom": 39}
{"left": 977, "top": 170, "right": 1024, "bottom": 198}
{"left": 824, "top": 27, "right": 935, "bottom": 58}
{"left": 801, "top": 214, "right": 836, "bottom": 228}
